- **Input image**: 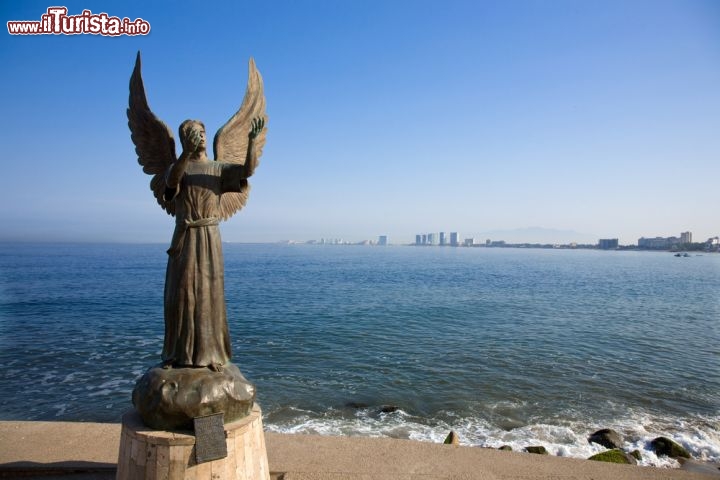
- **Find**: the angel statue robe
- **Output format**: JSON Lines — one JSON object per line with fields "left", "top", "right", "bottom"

{"left": 162, "top": 160, "right": 248, "bottom": 368}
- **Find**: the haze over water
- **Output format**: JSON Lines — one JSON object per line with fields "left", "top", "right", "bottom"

{"left": 0, "top": 243, "right": 718, "bottom": 466}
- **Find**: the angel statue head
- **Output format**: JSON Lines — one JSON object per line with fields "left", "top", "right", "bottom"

{"left": 179, "top": 119, "right": 207, "bottom": 153}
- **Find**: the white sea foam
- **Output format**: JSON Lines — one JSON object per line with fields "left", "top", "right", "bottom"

{"left": 263, "top": 406, "right": 720, "bottom": 468}
{"left": 39, "top": 372, "right": 56, "bottom": 385}
{"left": 88, "top": 389, "right": 112, "bottom": 397}
{"left": 53, "top": 403, "right": 68, "bottom": 416}
{"left": 97, "top": 378, "right": 132, "bottom": 389}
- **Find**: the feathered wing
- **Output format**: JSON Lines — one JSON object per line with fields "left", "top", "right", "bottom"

{"left": 213, "top": 58, "right": 268, "bottom": 221}
{"left": 127, "top": 51, "right": 178, "bottom": 216}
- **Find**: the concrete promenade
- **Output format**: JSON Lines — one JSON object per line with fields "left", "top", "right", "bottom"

{"left": 1, "top": 420, "right": 718, "bottom": 479}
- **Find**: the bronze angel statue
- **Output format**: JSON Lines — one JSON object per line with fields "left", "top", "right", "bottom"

{"left": 128, "top": 52, "right": 267, "bottom": 372}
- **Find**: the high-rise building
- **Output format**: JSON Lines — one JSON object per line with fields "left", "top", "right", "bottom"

{"left": 415, "top": 234, "right": 422, "bottom": 246}
{"left": 427, "top": 233, "right": 437, "bottom": 245}
{"left": 439, "top": 232, "right": 446, "bottom": 246}
{"left": 378, "top": 235, "right": 388, "bottom": 246}
{"left": 681, "top": 231, "right": 692, "bottom": 244}
{"left": 421, "top": 234, "right": 427, "bottom": 245}
{"left": 450, "top": 232, "right": 459, "bottom": 247}
{"left": 598, "top": 238, "right": 618, "bottom": 250}
{"left": 638, "top": 236, "right": 680, "bottom": 249}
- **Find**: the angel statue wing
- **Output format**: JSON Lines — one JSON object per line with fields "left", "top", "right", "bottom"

{"left": 127, "top": 51, "right": 178, "bottom": 216}
{"left": 213, "top": 58, "right": 268, "bottom": 221}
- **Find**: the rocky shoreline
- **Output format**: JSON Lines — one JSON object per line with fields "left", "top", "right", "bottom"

{"left": 337, "top": 402, "right": 719, "bottom": 473}
{"left": 441, "top": 426, "right": 719, "bottom": 475}
{"left": 513, "top": 428, "right": 691, "bottom": 465}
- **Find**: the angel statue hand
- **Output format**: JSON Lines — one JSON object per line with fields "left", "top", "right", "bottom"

{"left": 249, "top": 117, "right": 265, "bottom": 140}
{"left": 188, "top": 128, "right": 205, "bottom": 153}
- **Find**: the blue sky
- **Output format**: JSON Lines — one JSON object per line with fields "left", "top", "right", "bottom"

{"left": 2, "top": 0, "right": 718, "bottom": 244}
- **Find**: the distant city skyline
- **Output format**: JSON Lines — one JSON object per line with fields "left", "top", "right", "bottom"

{"left": 4, "top": 225, "right": 717, "bottom": 248}
{"left": 2, "top": 1, "right": 718, "bottom": 246}
{"left": 280, "top": 228, "right": 718, "bottom": 248}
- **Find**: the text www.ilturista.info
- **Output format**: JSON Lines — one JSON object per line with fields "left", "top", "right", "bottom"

{"left": 7, "top": 7, "right": 150, "bottom": 36}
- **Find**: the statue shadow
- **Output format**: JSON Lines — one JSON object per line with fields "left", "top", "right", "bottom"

{"left": 0, "top": 460, "right": 115, "bottom": 479}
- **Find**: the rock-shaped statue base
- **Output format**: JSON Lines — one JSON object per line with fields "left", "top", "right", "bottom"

{"left": 132, "top": 362, "right": 256, "bottom": 430}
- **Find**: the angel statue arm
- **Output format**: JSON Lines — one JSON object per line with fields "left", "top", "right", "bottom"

{"left": 243, "top": 117, "right": 265, "bottom": 179}
{"left": 164, "top": 127, "right": 205, "bottom": 200}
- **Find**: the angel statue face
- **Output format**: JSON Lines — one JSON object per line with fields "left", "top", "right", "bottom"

{"left": 179, "top": 119, "right": 207, "bottom": 153}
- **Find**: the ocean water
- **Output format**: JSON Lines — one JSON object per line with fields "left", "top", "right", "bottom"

{"left": 0, "top": 243, "right": 718, "bottom": 467}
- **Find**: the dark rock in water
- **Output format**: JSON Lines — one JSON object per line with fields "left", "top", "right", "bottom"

{"left": 588, "top": 428, "right": 624, "bottom": 450}
{"left": 132, "top": 362, "right": 255, "bottom": 430}
{"left": 650, "top": 437, "right": 691, "bottom": 459}
{"left": 498, "top": 419, "right": 525, "bottom": 431}
{"left": 588, "top": 449, "right": 637, "bottom": 465}
{"left": 524, "top": 446, "right": 548, "bottom": 455}
{"left": 345, "top": 402, "right": 370, "bottom": 409}
{"left": 443, "top": 431, "right": 459, "bottom": 445}
{"left": 498, "top": 445, "right": 513, "bottom": 451}
{"left": 379, "top": 405, "right": 399, "bottom": 413}
{"left": 630, "top": 449, "right": 642, "bottom": 461}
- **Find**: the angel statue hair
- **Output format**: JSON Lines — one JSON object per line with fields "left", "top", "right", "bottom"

{"left": 128, "top": 51, "right": 267, "bottom": 372}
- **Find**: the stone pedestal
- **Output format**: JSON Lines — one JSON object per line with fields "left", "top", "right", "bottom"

{"left": 116, "top": 404, "right": 269, "bottom": 480}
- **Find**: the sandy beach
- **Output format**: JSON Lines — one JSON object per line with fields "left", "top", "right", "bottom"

{"left": 1, "top": 420, "right": 718, "bottom": 479}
